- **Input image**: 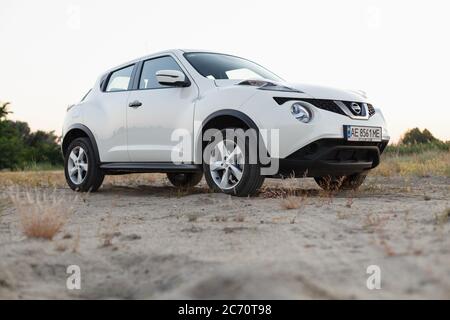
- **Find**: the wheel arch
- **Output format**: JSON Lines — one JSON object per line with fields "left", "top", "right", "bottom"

{"left": 195, "top": 109, "right": 265, "bottom": 164}
{"left": 62, "top": 124, "right": 100, "bottom": 164}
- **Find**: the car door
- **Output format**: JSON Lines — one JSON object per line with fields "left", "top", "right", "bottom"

{"left": 84, "top": 64, "right": 135, "bottom": 162}
{"left": 126, "top": 55, "right": 198, "bottom": 162}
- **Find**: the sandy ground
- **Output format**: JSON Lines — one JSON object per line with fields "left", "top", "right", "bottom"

{"left": 0, "top": 174, "right": 449, "bottom": 299}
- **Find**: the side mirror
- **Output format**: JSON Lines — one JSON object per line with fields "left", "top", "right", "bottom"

{"left": 155, "top": 70, "right": 189, "bottom": 87}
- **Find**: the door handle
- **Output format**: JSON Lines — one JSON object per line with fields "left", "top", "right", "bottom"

{"left": 128, "top": 100, "right": 142, "bottom": 108}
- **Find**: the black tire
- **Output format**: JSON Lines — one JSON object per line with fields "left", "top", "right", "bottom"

{"left": 167, "top": 172, "right": 203, "bottom": 188}
{"left": 64, "top": 137, "right": 104, "bottom": 192}
{"left": 203, "top": 128, "right": 265, "bottom": 197}
{"left": 314, "top": 173, "right": 367, "bottom": 191}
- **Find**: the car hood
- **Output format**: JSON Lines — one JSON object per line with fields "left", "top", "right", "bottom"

{"left": 214, "top": 79, "right": 367, "bottom": 102}
{"left": 288, "top": 83, "right": 366, "bottom": 102}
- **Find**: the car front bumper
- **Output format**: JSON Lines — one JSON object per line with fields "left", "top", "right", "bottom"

{"left": 273, "top": 138, "right": 389, "bottom": 177}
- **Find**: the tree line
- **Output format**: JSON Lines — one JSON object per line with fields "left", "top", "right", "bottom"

{"left": 386, "top": 127, "right": 449, "bottom": 155}
{"left": 0, "top": 102, "right": 63, "bottom": 169}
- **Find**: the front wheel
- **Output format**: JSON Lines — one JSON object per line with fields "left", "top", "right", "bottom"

{"left": 314, "top": 173, "right": 367, "bottom": 191}
{"left": 64, "top": 137, "right": 104, "bottom": 192}
{"left": 203, "top": 129, "right": 265, "bottom": 197}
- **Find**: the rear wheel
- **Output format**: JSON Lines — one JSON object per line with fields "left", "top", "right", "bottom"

{"left": 167, "top": 172, "right": 203, "bottom": 188}
{"left": 64, "top": 137, "right": 104, "bottom": 192}
{"left": 314, "top": 173, "right": 367, "bottom": 191}
{"left": 203, "top": 129, "right": 265, "bottom": 197}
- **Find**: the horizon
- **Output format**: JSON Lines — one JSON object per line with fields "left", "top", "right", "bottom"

{"left": 1, "top": 0, "right": 450, "bottom": 142}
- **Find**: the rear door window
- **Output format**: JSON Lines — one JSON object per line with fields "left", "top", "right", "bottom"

{"left": 106, "top": 65, "right": 134, "bottom": 92}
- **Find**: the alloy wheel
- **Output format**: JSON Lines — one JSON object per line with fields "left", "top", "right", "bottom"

{"left": 67, "top": 146, "right": 88, "bottom": 185}
{"left": 209, "top": 139, "right": 244, "bottom": 190}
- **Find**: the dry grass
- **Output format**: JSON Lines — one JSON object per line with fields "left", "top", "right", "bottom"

{"left": 8, "top": 189, "right": 72, "bottom": 240}
{"left": 0, "top": 171, "right": 66, "bottom": 188}
{"left": 0, "top": 171, "right": 165, "bottom": 189}
{"left": 374, "top": 151, "right": 450, "bottom": 177}
{"left": 281, "top": 196, "right": 303, "bottom": 210}
{"left": 262, "top": 175, "right": 304, "bottom": 199}
{"left": 277, "top": 176, "right": 307, "bottom": 210}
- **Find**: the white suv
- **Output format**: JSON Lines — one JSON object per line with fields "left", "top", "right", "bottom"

{"left": 62, "top": 49, "right": 389, "bottom": 196}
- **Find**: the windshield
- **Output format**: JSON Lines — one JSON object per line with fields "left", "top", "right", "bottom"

{"left": 184, "top": 52, "right": 283, "bottom": 82}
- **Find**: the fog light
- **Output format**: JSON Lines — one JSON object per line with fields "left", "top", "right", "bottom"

{"left": 291, "top": 103, "right": 311, "bottom": 123}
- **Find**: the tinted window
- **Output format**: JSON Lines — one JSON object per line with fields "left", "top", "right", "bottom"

{"left": 184, "top": 53, "right": 283, "bottom": 82}
{"left": 106, "top": 65, "right": 134, "bottom": 92}
{"left": 139, "top": 56, "right": 184, "bottom": 89}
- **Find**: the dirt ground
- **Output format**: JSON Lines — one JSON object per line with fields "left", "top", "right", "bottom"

{"left": 0, "top": 173, "right": 449, "bottom": 299}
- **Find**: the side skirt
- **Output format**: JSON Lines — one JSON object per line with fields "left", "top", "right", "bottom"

{"left": 100, "top": 162, "right": 202, "bottom": 174}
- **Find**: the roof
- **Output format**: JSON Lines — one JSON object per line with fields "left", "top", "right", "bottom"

{"left": 104, "top": 49, "right": 227, "bottom": 74}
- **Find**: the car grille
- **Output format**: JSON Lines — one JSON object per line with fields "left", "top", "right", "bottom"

{"left": 367, "top": 104, "right": 376, "bottom": 117}
{"left": 300, "top": 99, "right": 347, "bottom": 116}
{"left": 273, "top": 97, "right": 376, "bottom": 118}
{"left": 341, "top": 101, "right": 367, "bottom": 117}
{"left": 273, "top": 97, "right": 346, "bottom": 116}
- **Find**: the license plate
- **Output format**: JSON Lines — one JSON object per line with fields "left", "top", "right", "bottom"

{"left": 344, "top": 125, "right": 382, "bottom": 142}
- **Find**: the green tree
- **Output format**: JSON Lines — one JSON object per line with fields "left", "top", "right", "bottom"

{"left": 0, "top": 120, "right": 26, "bottom": 169}
{"left": 0, "top": 101, "right": 12, "bottom": 119}
{"left": 24, "top": 130, "right": 62, "bottom": 165}
{"left": 401, "top": 127, "right": 439, "bottom": 144}
{"left": 0, "top": 102, "right": 63, "bottom": 169}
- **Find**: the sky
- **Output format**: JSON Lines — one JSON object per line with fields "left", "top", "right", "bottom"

{"left": 1, "top": 0, "right": 449, "bottom": 142}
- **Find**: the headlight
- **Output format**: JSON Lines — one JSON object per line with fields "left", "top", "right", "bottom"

{"left": 259, "top": 82, "right": 301, "bottom": 93}
{"left": 291, "top": 103, "right": 312, "bottom": 123}
{"left": 238, "top": 79, "right": 302, "bottom": 93}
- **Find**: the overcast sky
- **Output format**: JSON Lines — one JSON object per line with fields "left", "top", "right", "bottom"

{"left": 1, "top": 0, "right": 449, "bottom": 142}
